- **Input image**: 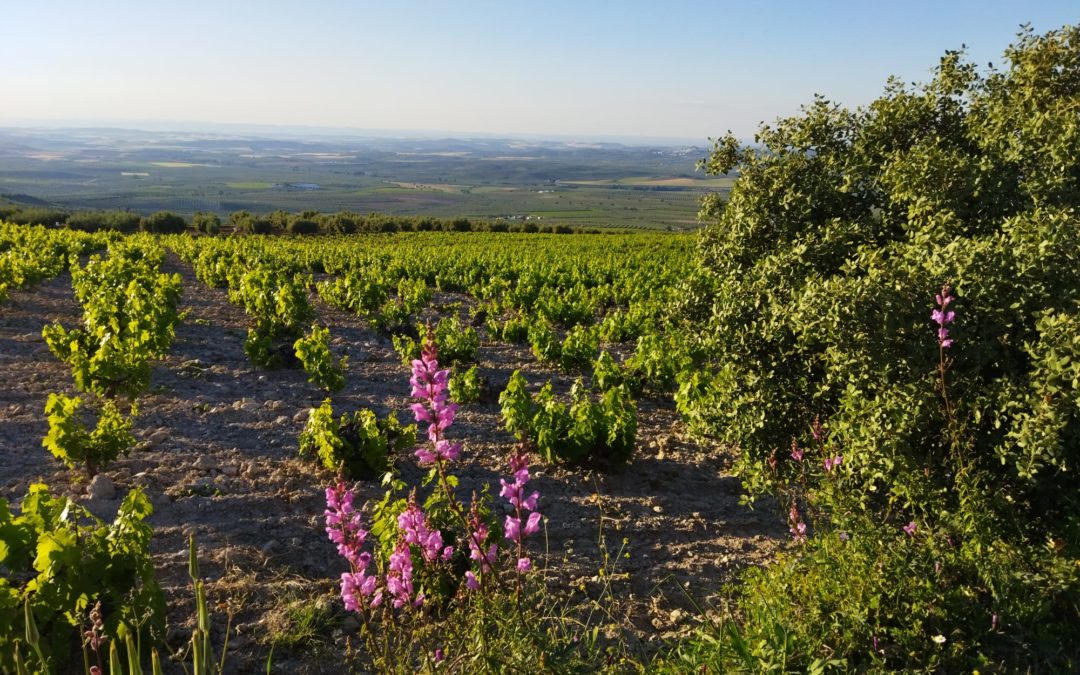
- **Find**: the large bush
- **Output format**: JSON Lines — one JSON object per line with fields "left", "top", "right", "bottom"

{"left": 675, "top": 25, "right": 1080, "bottom": 671}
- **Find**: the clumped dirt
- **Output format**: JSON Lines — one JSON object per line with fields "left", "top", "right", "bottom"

{"left": 0, "top": 256, "right": 785, "bottom": 672}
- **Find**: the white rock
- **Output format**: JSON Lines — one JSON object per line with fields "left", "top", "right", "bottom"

{"left": 87, "top": 474, "right": 115, "bottom": 500}
{"left": 274, "top": 415, "right": 290, "bottom": 425}
{"left": 293, "top": 409, "right": 311, "bottom": 423}
{"left": 221, "top": 464, "right": 239, "bottom": 477}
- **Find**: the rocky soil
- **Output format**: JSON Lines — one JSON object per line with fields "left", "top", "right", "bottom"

{"left": 0, "top": 256, "right": 784, "bottom": 673}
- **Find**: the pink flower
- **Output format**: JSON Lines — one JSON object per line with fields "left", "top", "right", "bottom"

{"left": 410, "top": 332, "right": 464, "bottom": 467}
{"left": 823, "top": 455, "right": 843, "bottom": 472}
{"left": 397, "top": 498, "right": 452, "bottom": 564}
{"left": 517, "top": 557, "right": 532, "bottom": 572}
{"left": 903, "top": 521, "right": 918, "bottom": 537}
{"left": 788, "top": 503, "right": 807, "bottom": 543}
{"left": 524, "top": 511, "right": 542, "bottom": 536}
{"left": 504, "top": 515, "right": 521, "bottom": 543}
{"left": 387, "top": 542, "right": 417, "bottom": 608}
{"left": 933, "top": 284, "right": 956, "bottom": 348}
{"left": 500, "top": 450, "right": 542, "bottom": 571}
{"left": 467, "top": 509, "right": 497, "bottom": 572}
{"left": 465, "top": 570, "right": 480, "bottom": 590}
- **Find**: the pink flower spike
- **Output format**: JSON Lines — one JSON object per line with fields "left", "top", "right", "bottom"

{"left": 517, "top": 557, "right": 532, "bottom": 572}
{"left": 411, "top": 402, "right": 432, "bottom": 423}
{"left": 465, "top": 571, "right": 480, "bottom": 590}
{"left": 434, "top": 440, "right": 461, "bottom": 462}
{"left": 524, "top": 511, "right": 542, "bottom": 536}
{"left": 504, "top": 515, "right": 521, "bottom": 543}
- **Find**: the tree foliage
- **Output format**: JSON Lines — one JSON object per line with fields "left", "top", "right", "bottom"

{"left": 679, "top": 24, "right": 1080, "bottom": 671}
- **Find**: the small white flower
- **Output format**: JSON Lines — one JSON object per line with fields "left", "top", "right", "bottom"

{"left": 932, "top": 634, "right": 946, "bottom": 645}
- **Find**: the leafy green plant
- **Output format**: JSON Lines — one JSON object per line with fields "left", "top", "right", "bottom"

{"left": 317, "top": 270, "right": 388, "bottom": 318}
{"left": 674, "top": 25, "right": 1080, "bottom": 672}
{"left": 228, "top": 266, "right": 313, "bottom": 367}
{"left": 559, "top": 324, "right": 601, "bottom": 372}
{"left": 500, "top": 371, "right": 636, "bottom": 466}
{"left": 294, "top": 324, "right": 348, "bottom": 392}
{"left": 599, "top": 308, "right": 645, "bottom": 343}
{"left": 624, "top": 331, "right": 694, "bottom": 392}
{"left": 448, "top": 365, "right": 484, "bottom": 404}
{"left": 487, "top": 313, "right": 529, "bottom": 343}
{"left": 42, "top": 393, "right": 136, "bottom": 477}
{"left": 592, "top": 350, "right": 633, "bottom": 393}
{"left": 393, "top": 318, "right": 478, "bottom": 368}
{"left": 392, "top": 333, "right": 419, "bottom": 368}
{"left": 432, "top": 316, "right": 479, "bottom": 365}
{"left": 43, "top": 242, "right": 182, "bottom": 398}
{"left": 0, "top": 485, "right": 163, "bottom": 673}
{"left": 528, "top": 319, "right": 561, "bottom": 365}
{"left": 299, "top": 400, "right": 416, "bottom": 479}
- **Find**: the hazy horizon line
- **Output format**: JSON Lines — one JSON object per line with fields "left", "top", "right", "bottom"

{"left": 0, "top": 117, "right": 712, "bottom": 148}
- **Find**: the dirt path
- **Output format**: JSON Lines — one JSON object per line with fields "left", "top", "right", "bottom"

{"left": 0, "top": 257, "right": 784, "bottom": 672}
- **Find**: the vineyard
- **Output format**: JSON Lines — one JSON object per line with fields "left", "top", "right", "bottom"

{"left": 1, "top": 226, "right": 786, "bottom": 672}
{"left": 2, "top": 24, "right": 1080, "bottom": 675}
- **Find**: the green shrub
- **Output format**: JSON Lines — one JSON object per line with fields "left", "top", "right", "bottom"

{"left": 675, "top": 25, "right": 1080, "bottom": 671}
{"left": 393, "top": 318, "right": 478, "bottom": 368}
{"left": 434, "top": 316, "right": 479, "bottom": 365}
{"left": 449, "top": 365, "right": 484, "bottom": 404}
{"left": 624, "top": 331, "right": 694, "bottom": 392}
{"left": 500, "top": 371, "right": 636, "bottom": 466}
{"left": 0, "top": 485, "right": 163, "bottom": 673}
{"left": 42, "top": 393, "right": 136, "bottom": 477}
{"left": 299, "top": 400, "right": 416, "bottom": 479}
{"left": 294, "top": 324, "right": 348, "bottom": 392}
{"left": 592, "top": 350, "right": 636, "bottom": 393}
{"left": 318, "top": 270, "right": 389, "bottom": 317}
{"left": 139, "top": 211, "right": 187, "bottom": 234}
{"left": 528, "top": 319, "right": 561, "bottom": 365}
{"left": 487, "top": 312, "right": 530, "bottom": 343}
{"left": 559, "top": 323, "right": 601, "bottom": 372}
{"left": 287, "top": 218, "right": 319, "bottom": 235}
{"left": 43, "top": 243, "right": 181, "bottom": 397}
{"left": 228, "top": 266, "right": 313, "bottom": 367}
{"left": 192, "top": 211, "right": 221, "bottom": 234}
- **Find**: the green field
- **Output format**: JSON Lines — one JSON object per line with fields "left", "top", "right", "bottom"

{"left": 0, "top": 129, "right": 725, "bottom": 229}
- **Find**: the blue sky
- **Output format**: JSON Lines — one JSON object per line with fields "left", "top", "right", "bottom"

{"left": 0, "top": 1, "right": 1075, "bottom": 142}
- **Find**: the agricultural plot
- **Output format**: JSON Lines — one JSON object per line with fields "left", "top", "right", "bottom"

{"left": 0, "top": 132, "right": 717, "bottom": 230}
{"left": 0, "top": 228, "right": 781, "bottom": 673}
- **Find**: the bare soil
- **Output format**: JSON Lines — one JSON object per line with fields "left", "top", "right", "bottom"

{"left": 0, "top": 256, "right": 784, "bottom": 673}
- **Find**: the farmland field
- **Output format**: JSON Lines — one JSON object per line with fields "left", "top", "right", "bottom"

{"left": 0, "top": 128, "right": 721, "bottom": 230}
{"left": 0, "top": 226, "right": 779, "bottom": 672}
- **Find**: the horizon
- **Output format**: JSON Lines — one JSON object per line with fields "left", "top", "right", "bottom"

{"left": 0, "top": 119, "right": 709, "bottom": 148}
{"left": 1, "top": 2, "right": 1076, "bottom": 142}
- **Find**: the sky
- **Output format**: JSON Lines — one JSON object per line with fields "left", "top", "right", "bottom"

{"left": 0, "top": 1, "right": 1076, "bottom": 143}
